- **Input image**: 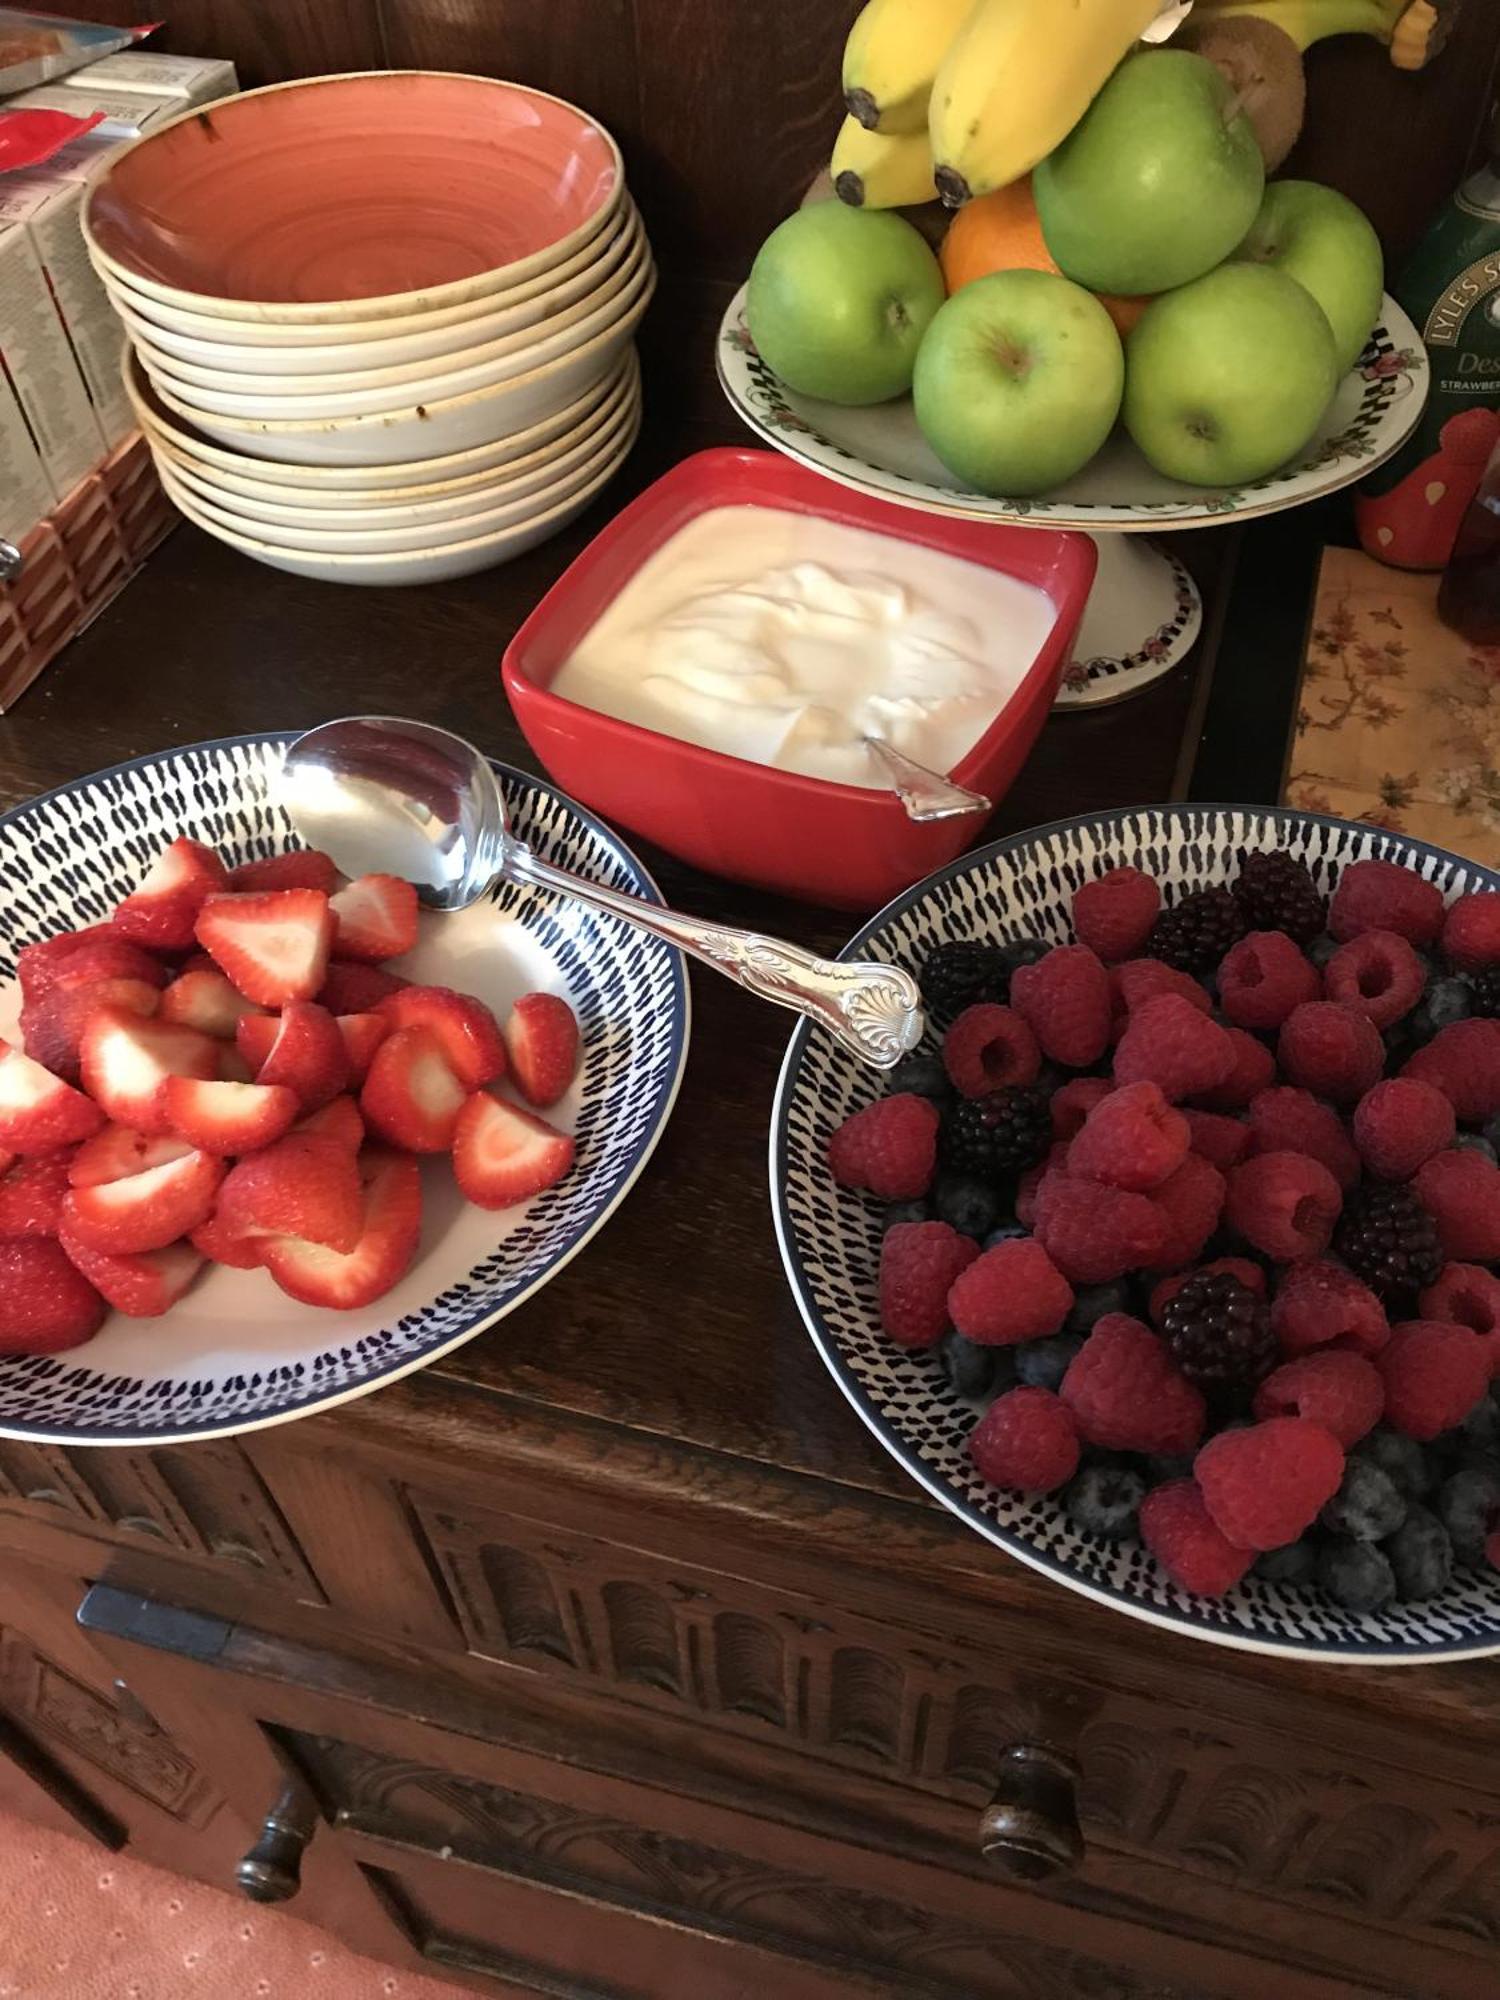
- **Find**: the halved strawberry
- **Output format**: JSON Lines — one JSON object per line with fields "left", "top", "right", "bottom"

{"left": 0, "top": 1150, "right": 73, "bottom": 1237}
{"left": 158, "top": 967, "right": 266, "bottom": 1038}
{"left": 361, "top": 1027, "right": 468, "bottom": 1151}
{"left": 43, "top": 937, "right": 167, "bottom": 995}
{"left": 194, "top": 889, "right": 334, "bottom": 1008}
{"left": 318, "top": 960, "right": 409, "bottom": 1013}
{"left": 0, "top": 1236, "right": 106, "bottom": 1353}
{"left": 229, "top": 849, "right": 338, "bottom": 894}
{"left": 17, "top": 924, "right": 118, "bottom": 1003}
{"left": 375, "top": 986, "right": 505, "bottom": 1089}
{"left": 189, "top": 1208, "right": 264, "bottom": 1270}
{"left": 216, "top": 1134, "right": 364, "bottom": 1253}
{"left": 452, "top": 1092, "right": 575, "bottom": 1209}
{"left": 112, "top": 838, "right": 230, "bottom": 951}
{"left": 262, "top": 1149, "right": 422, "bottom": 1310}
{"left": 0, "top": 1038, "right": 105, "bottom": 1152}
{"left": 163, "top": 1077, "right": 300, "bottom": 1156}
{"left": 294, "top": 1096, "right": 365, "bottom": 1151}
{"left": 21, "top": 974, "right": 160, "bottom": 1081}
{"left": 80, "top": 1009, "right": 219, "bottom": 1136}
{"left": 69, "top": 1126, "right": 195, "bottom": 1189}
{"left": 59, "top": 1226, "right": 205, "bottom": 1317}
{"left": 245, "top": 1000, "right": 348, "bottom": 1110}
{"left": 235, "top": 1014, "right": 277, "bottom": 1073}
{"left": 328, "top": 873, "right": 420, "bottom": 962}
{"left": 335, "top": 1012, "right": 388, "bottom": 1085}
{"left": 504, "top": 992, "right": 580, "bottom": 1109}
{"left": 62, "top": 1148, "right": 224, "bottom": 1254}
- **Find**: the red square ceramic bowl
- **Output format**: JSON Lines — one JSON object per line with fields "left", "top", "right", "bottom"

{"left": 501, "top": 449, "right": 1096, "bottom": 910}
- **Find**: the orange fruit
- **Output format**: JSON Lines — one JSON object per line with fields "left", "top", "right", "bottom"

{"left": 939, "top": 175, "right": 1150, "bottom": 343}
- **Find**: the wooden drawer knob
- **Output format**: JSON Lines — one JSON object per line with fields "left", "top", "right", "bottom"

{"left": 236, "top": 1780, "right": 316, "bottom": 1903}
{"left": 979, "top": 1744, "right": 1083, "bottom": 1881}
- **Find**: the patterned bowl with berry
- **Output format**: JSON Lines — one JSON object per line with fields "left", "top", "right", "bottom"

{"left": 772, "top": 807, "right": 1500, "bottom": 1661}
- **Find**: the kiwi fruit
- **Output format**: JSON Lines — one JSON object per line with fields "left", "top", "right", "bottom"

{"left": 1180, "top": 14, "right": 1307, "bottom": 173}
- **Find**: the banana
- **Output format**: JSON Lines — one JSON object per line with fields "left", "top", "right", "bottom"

{"left": 1187, "top": 0, "right": 1447, "bottom": 62}
{"left": 831, "top": 115, "right": 939, "bottom": 208}
{"left": 929, "top": 0, "right": 1164, "bottom": 207}
{"left": 842, "top": 0, "right": 977, "bottom": 136}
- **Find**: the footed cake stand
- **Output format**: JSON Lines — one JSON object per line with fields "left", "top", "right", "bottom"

{"left": 717, "top": 289, "right": 1428, "bottom": 709}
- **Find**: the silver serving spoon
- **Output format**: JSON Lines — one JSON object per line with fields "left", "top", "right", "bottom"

{"left": 864, "top": 737, "right": 991, "bottom": 822}
{"left": 280, "top": 717, "right": 924, "bottom": 1069}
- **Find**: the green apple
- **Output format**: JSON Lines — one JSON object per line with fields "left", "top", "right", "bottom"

{"left": 746, "top": 202, "right": 943, "bottom": 405}
{"left": 1233, "top": 180, "right": 1384, "bottom": 376}
{"left": 1124, "top": 263, "right": 1338, "bottom": 486}
{"left": 1034, "top": 50, "right": 1265, "bottom": 296}
{"left": 913, "top": 270, "right": 1124, "bottom": 496}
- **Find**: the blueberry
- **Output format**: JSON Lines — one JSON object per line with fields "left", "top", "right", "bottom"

{"left": 1320, "top": 1460, "right": 1407, "bottom": 1541}
{"left": 1460, "top": 1394, "right": 1500, "bottom": 1450}
{"left": 1484, "top": 1112, "right": 1500, "bottom": 1155}
{"left": 983, "top": 1221, "right": 1029, "bottom": 1249}
{"left": 1064, "top": 1463, "right": 1146, "bottom": 1542}
{"left": 1356, "top": 1429, "right": 1437, "bottom": 1501}
{"left": 931, "top": 1172, "right": 1001, "bottom": 1239}
{"left": 1438, "top": 1467, "right": 1500, "bottom": 1564}
{"left": 1143, "top": 1452, "right": 1196, "bottom": 1482}
{"left": 1428, "top": 976, "right": 1473, "bottom": 1029}
{"left": 1318, "top": 1539, "right": 1396, "bottom": 1612}
{"left": 1255, "top": 1539, "right": 1319, "bottom": 1586}
{"left": 1455, "top": 1134, "right": 1499, "bottom": 1165}
{"left": 1404, "top": 1004, "right": 1439, "bottom": 1048}
{"left": 882, "top": 1199, "right": 930, "bottom": 1232}
{"left": 937, "top": 1329, "right": 1012, "bottom": 1401}
{"left": 888, "top": 1052, "right": 951, "bottom": 1102}
{"left": 1067, "top": 1282, "right": 1130, "bottom": 1334}
{"left": 998, "top": 936, "right": 1048, "bottom": 974}
{"left": 1385, "top": 1504, "right": 1454, "bottom": 1601}
{"left": 1306, "top": 934, "right": 1340, "bottom": 970}
{"left": 1014, "top": 1330, "right": 1084, "bottom": 1392}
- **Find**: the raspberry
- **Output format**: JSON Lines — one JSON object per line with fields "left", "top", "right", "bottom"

{"left": 1195, "top": 1417, "right": 1345, "bottom": 1550}
{"left": 1015, "top": 1142, "right": 1069, "bottom": 1229}
{"left": 1071, "top": 867, "right": 1160, "bottom": 962}
{"left": 1147, "top": 1151, "right": 1227, "bottom": 1269}
{"left": 1140, "top": 1480, "right": 1253, "bottom": 1596}
{"left": 1050, "top": 1076, "right": 1112, "bottom": 1139}
{"left": 1412, "top": 1148, "right": 1500, "bottom": 1262}
{"left": 1184, "top": 1109, "right": 1250, "bottom": 1169}
{"left": 1193, "top": 1026, "right": 1276, "bottom": 1111}
{"left": 1032, "top": 1174, "right": 1168, "bottom": 1284}
{"left": 1271, "top": 1258, "right": 1389, "bottom": 1356}
{"left": 1226, "top": 1151, "right": 1342, "bottom": 1261}
{"left": 1352, "top": 1077, "right": 1456, "bottom": 1181}
{"left": 1010, "top": 946, "right": 1111, "bottom": 1069}
{"left": 1067, "top": 1081, "right": 1188, "bottom": 1191}
{"left": 829, "top": 1093, "right": 939, "bottom": 1201}
{"left": 1247, "top": 1087, "right": 1360, "bottom": 1189}
{"left": 1329, "top": 858, "right": 1445, "bottom": 947}
{"left": 948, "top": 1237, "right": 1073, "bottom": 1345}
{"left": 1114, "top": 994, "right": 1235, "bottom": 1102}
{"left": 969, "top": 1387, "right": 1080, "bottom": 1493}
{"left": 1442, "top": 891, "right": 1500, "bottom": 972}
{"left": 1218, "top": 931, "right": 1320, "bottom": 1030}
{"left": 878, "top": 1221, "right": 979, "bottom": 1349}
{"left": 1375, "top": 1320, "right": 1490, "bottom": 1440}
{"left": 942, "top": 1004, "right": 1041, "bottom": 1097}
{"left": 1232, "top": 851, "right": 1327, "bottom": 944}
{"left": 1420, "top": 1263, "right": 1500, "bottom": 1348}
{"left": 1277, "top": 1001, "right": 1384, "bottom": 1104}
{"left": 1253, "top": 1351, "right": 1385, "bottom": 1447}
{"left": 1323, "top": 929, "right": 1425, "bottom": 1029}
{"left": 1148, "top": 887, "right": 1247, "bottom": 974}
{"left": 1402, "top": 1019, "right": 1500, "bottom": 1122}
{"left": 1111, "top": 959, "right": 1213, "bottom": 1024}
{"left": 1151, "top": 1256, "right": 1266, "bottom": 1324}
{"left": 1060, "top": 1313, "right": 1206, "bottom": 1454}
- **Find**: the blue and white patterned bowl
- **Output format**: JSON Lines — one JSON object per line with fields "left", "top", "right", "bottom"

{"left": 0, "top": 735, "right": 689, "bottom": 1446}
{"left": 772, "top": 807, "right": 1500, "bottom": 1663}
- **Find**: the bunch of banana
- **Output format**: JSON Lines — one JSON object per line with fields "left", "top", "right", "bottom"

{"left": 841, "top": 0, "right": 976, "bottom": 135}
{"left": 1188, "top": 0, "right": 1458, "bottom": 67}
{"left": 830, "top": 115, "right": 939, "bottom": 209}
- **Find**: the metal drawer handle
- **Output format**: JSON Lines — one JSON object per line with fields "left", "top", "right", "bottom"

{"left": 236, "top": 1779, "right": 317, "bottom": 1903}
{"left": 978, "top": 1744, "right": 1084, "bottom": 1881}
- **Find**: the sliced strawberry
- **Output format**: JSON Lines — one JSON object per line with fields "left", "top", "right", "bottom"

{"left": 79, "top": 1008, "right": 219, "bottom": 1136}
{"left": 189, "top": 1208, "right": 264, "bottom": 1270}
{"left": 112, "top": 838, "right": 230, "bottom": 951}
{"left": 70, "top": 1126, "right": 195, "bottom": 1189}
{"left": 375, "top": 986, "right": 505, "bottom": 1089}
{"left": 318, "top": 960, "right": 409, "bottom": 1013}
{"left": 294, "top": 1095, "right": 365, "bottom": 1151}
{"left": 335, "top": 1012, "right": 388, "bottom": 1085}
{"left": 45, "top": 937, "right": 167, "bottom": 995}
{"left": 62, "top": 1148, "right": 223, "bottom": 1254}
{"left": 158, "top": 967, "right": 266, "bottom": 1038}
{"left": 0, "top": 1237, "right": 106, "bottom": 1353}
{"left": 0, "top": 1149, "right": 73, "bottom": 1236}
{"left": 16, "top": 924, "right": 119, "bottom": 1003}
{"left": 504, "top": 992, "right": 580, "bottom": 1108}
{"left": 452, "top": 1092, "right": 574, "bottom": 1209}
{"left": 361, "top": 1027, "right": 468, "bottom": 1151}
{"left": 235, "top": 1014, "right": 278, "bottom": 1073}
{"left": 194, "top": 889, "right": 334, "bottom": 1008}
{"left": 163, "top": 1077, "right": 300, "bottom": 1156}
{"left": 21, "top": 974, "right": 160, "bottom": 1081}
{"left": 262, "top": 1149, "right": 422, "bottom": 1309}
{"left": 216, "top": 1134, "right": 364, "bottom": 1252}
{"left": 229, "top": 849, "right": 338, "bottom": 894}
{"left": 328, "top": 874, "right": 420, "bottom": 962}
{"left": 0, "top": 1038, "right": 105, "bottom": 1152}
{"left": 59, "top": 1225, "right": 205, "bottom": 1317}
{"left": 246, "top": 1000, "right": 349, "bottom": 1110}
{"left": 217, "top": 1041, "right": 254, "bottom": 1084}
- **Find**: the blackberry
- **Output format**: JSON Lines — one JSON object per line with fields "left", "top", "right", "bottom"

{"left": 931, "top": 1172, "right": 1001, "bottom": 1239}
{"left": 887, "top": 1052, "right": 951, "bottom": 1102}
{"left": 1356, "top": 1429, "right": 1437, "bottom": 1502}
{"left": 940, "top": 1086, "right": 1050, "bottom": 1180}
{"left": 918, "top": 941, "right": 1011, "bottom": 1022}
{"left": 998, "top": 936, "right": 1049, "bottom": 976}
{"left": 1385, "top": 1505, "right": 1454, "bottom": 1602}
{"left": 1254, "top": 1539, "right": 1318, "bottom": 1586}
{"left": 937, "top": 1329, "right": 1012, "bottom": 1402}
{"left": 1014, "top": 1330, "right": 1084, "bottom": 1392}
{"left": 1232, "top": 850, "right": 1327, "bottom": 944}
{"left": 1469, "top": 967, "right": 1500, "bottom": 1019}
{"left": 1318, "top": 1540, "right": 1396, "bottom": 1613}
{"left": 1147, "top": 887, "right": 1248, "bottom": 974}
{"left": 1319, "top": 1460, "right": 1407, "bottom": 1542}
{"left": 1437, "top": 1466, "right": 1500, "bottom": 1565}
{"left": 1064, "top": 1463, "right": 1145, "bottom": 1542}
{"left": 1160, "top": 1271, "right": 1276, "bottom": 1402}
{"left": 1334, "top": 1183, "right": 1445, "bottom": 1300}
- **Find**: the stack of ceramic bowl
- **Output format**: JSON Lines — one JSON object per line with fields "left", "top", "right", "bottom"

{"left": 83, "top": 71, "right": 652, "bottom": 585}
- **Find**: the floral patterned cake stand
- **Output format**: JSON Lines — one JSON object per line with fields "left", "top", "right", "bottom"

{"left": 717, "top": 288, "right": 1428, "bottom": 710}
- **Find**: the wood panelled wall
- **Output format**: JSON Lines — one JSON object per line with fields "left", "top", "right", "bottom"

{"left": 77, "top": 2, "right": 1500, "bottom": 278}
